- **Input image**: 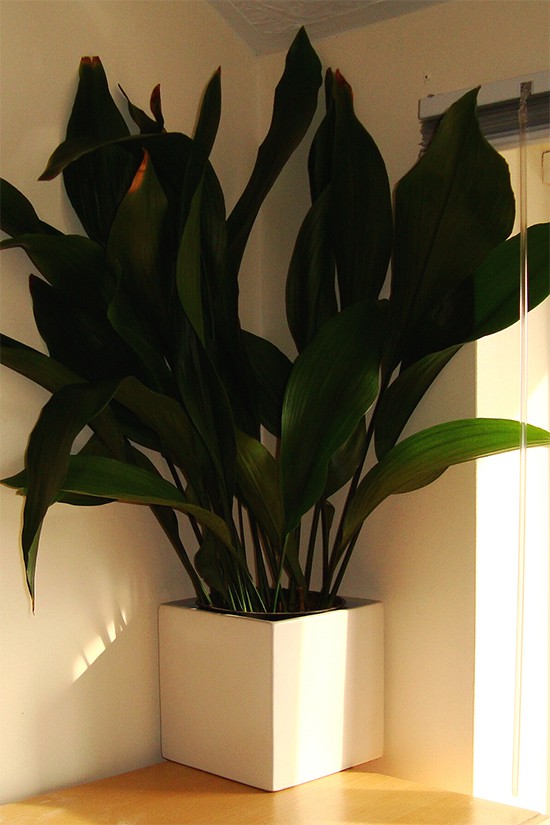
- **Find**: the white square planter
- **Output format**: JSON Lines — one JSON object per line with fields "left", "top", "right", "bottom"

{"left": 158, "top": 597, "right": 383, "bottom": 791}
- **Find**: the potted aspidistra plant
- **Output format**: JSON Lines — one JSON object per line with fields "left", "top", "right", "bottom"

{"left": 1, "top": 28, "right": 548, "bottom": 789}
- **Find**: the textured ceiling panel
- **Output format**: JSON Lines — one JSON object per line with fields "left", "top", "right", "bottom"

{"left": 209, "top": 0, "right": 447, "bottom": 53}
{"left": 227, "top": 1, "right": 377, "bottom": 35}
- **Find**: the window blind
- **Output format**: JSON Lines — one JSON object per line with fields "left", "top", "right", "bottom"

{"left": 419, "top": 70, "right": 550, "bottom": 150}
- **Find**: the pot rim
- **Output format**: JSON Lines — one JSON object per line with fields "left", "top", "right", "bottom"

{"left": 196, "top": 591, "right": 346, "bottom": 621}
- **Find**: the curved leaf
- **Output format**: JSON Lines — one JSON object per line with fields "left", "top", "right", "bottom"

{"left": 0, "top": 179, "right": 61, "bottom": 237}
{"left": 0, "top": 334, "right": 82, "bottom": 392}
{"left": 119, "top": 83, "right": 164, "bottom": 134}
{"left": 29, "top": 275, "right": 145, "bottom": 383}
{"left": 1, "top": 233, "right": 108, "bottom": 308}
{"left": 280, "top": 301, "right": 383, "bottom": 531}
{"left": 286, "top": 187, "right": 337, "bottom": 352}
{"left": 390, "top": 88, "right": 515, "bottom": 369}
{"left": 242, "top": 331, "right": 292, "bottom": 437}
{"left": 21, "top": 380, "right": 120, "bottom": 602}
{"left": 329, "top": 71, "right": 393, "bottom": 308}
{"left": 62, "top": 56, "right": 138, "bottom": 244}
{"left": 114, "top": 376, "right": 206, "bottom": 501}
{"left": 402, "top": 224, "right": 550, "bottom": 365}
{"left": 374, "top": 345, "right": 461, "bottom": 459}
{"left": 58, "top": 455, "right": 235, "bottom": 551}
{"left": 236, "top": 430, "right": 284, "bottom": 546}
{"left": 342, "top": 419, "right": 550, "bottom": 548}
{"left": 324, "top": 419, "right": 367, "bottom": 499}
{"left": 227, "top": 27, "right": 322, "bottom": 276}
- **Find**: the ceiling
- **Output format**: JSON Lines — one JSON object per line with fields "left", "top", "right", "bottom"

{"left": 208, "top": 0, "right": 446, "bottom": 54}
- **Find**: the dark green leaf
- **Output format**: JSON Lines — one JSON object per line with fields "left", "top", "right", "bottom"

{"left": 307, "top": 69, "right": 335, "bottom": 201}
{"left": 1, "top": 233, "right": 109, "bottom": 308}
{"left": 0, "top": 179, "right": 61, "bottom": 237}
{"left": 453, "top": 224, "right": 549, "bottom": 344}
{"left": 58, "top": 454, "right": 235, "bottom": 551}
{"left": 401, "top": 224, "right": 550, "bottom": 365}
{"left": 227, "top": 27, "right": 322, "bottom": 276}
{"left": 21, "top": 380, "right": 120, "bottom": 601}
{"left": 29, "top": 275, "right": 145, "bottom": 383}
{"left": 280, "top": 301, "right": 382, "bottom": 531}
{"left": 177, "top": 180, "right": 205, "bottom": 342}
{"left": 119, "top": 83, "right": 164, "bottom": 133}
{"left": 374, "top": 345, "right": 461, "bottom": 459}
{"left": 174, "top": 319, "right": 237, "bottom": 508}
{"left": 0, "top": 335, "right": 127, "bottom": 461}
{"left": 242, "top": 331, "right": 292, "bottom": 437}
{"left": 0, "top": 334, "right": 81, "bottom": 392}
{"left": 62, "top": 56, "right": 138, "bottom": 244}
{"left": 286, "top": 187, "right": 337, "bottom": 351}
{"left": 324, "top": 419, "right": 367, "bottom": 498}
{"left": 235, "top": 429, "right": 284, "bottom": 546}
{"left": 329, "top": 71, "right": 393, "bottom": 308}
{"left": 114, "top": 376, "right": 206, "bottom": 502}
{"left": 390, "top": 88, "right": 515, "bottom": 369}
{"left": 342, "top": 419, "right": 550, "bottom": 548}
{"left": 178, "top": 68, "right": 221, "bottom": 234}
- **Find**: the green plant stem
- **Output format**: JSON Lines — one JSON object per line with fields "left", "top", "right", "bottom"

{"left": 304, "top": 502, "right": 321, "bottom": 590}
{"left": 328, "top": 367, "right": 393, "bottom": 583}
{"left": 329, "top": 531, "right": 360, "bottom": 600}
{"left": 321, "top": 502, "right": 332, "bottom": 590}
{"left": 150, "top": 505, "right": 209, "bottom": 603}
{"left": 271, "top": 534, "right": 290, "bottom": 612}
{"left": 248, "top": 516, "right": 270, "bottom": 602}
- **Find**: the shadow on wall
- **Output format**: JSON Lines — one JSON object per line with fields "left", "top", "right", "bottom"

{"left": 32, "top": 599, "right": 161, "bottom": 794}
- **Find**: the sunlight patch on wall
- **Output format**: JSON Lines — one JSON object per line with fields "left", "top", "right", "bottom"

{"left": 72, "top": 607, "right": 129, "bottom": 682}
{"left": 473, "top": 140, "right": 550, "bottom": 814}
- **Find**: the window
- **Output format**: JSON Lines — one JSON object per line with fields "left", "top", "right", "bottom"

{"left": 420, "top": 75, "right": 550, "bottom": 814}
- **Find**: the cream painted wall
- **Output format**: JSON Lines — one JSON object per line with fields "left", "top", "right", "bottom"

{"left": 256, "top": 0, "right": 549, "bottom": 796}
{"left": 0, "top": 0, "right": 258, "bottom": 804}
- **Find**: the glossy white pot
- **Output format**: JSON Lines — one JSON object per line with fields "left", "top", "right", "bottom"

{"left": 158, "top": 597, "right": 383, "bottom": 791}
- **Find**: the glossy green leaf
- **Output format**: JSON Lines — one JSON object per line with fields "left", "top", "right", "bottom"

{"left": 342, "top": 419, "right": 550, "bottom": 548}
{"left": 242, "top": 331, "right": 292, "bottom": 437}
{"left": 1, "top": 233, "right": 109, "bottom": 308}
{"left": 107, "top": 151, "right": 171, "bottom": 332}
{"left": 119, "top": 83, "right": 164, "bottom": 134}
{"left": 0, "top": 336, "right": 127, "bottom": 460}
{"left": 390, "top": 88, "right": 515, "bottom": 369}
{"left": 324, "top": 419, "right": 367, "bottom": 498}
{"left": 280, "top": 301, "right": 383, "bottom": 531}
{"left": 227, "top": 27, "right": 322, "bottom": 275}
{"left": 114, "top": 376, "right": 206, "bottom": 501}
{"left": 307, "top": 69, "right": 335, "bottom": 201}
{"left": 2, "top": 467, "right": 112, "bottom": 508}
{"left": 57, "top": 454, "right": 235, "bottom": 550}
{"left": 62, "top": 56, "right": 138, "bottom": 244}
{"left": 29, "top": 275, "right": 145, "bottom": 383}
{"left": 236, "top": 430, "right": 284, "bottom": 546}
{"left": 177, "top": 180, "right": 205, "bottom": 342}
{"left": 401, "top": 224, "right": 550, "bottom": 366}
{"left": 178, "top": 68, "right": 221, "bottom": 234}
{"left": 105, "top": 151, "right": 174, "bottom": 392}
{"left": 0, "top": 334, "right": 82, "bottom": 393}
{"left": 286, "top": 187, "right": 337, "bottom": 352}
{"left": 329, "top": 71, "right": 393, "bottom": 308}
{"left": 374, "top": 345, "right": 461, "bottom": 459}
{"left": 174, "top": 319, "right": 237, "bottom": 508}
{"left": 21, "top": 380, "right": 120, "bottom": 602}
{"left": 0, "top": 179, "right": 61, "bottom": 237}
